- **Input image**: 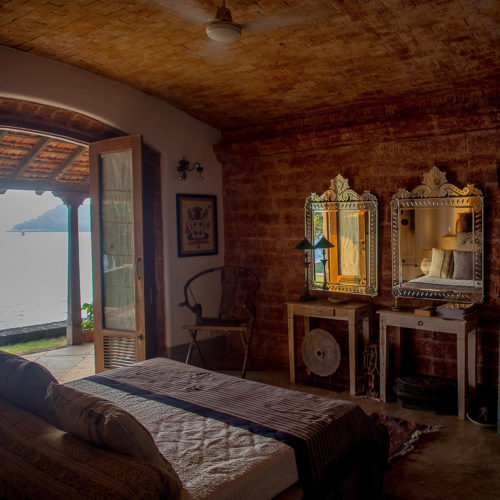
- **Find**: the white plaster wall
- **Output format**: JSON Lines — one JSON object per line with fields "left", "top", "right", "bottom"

{"left": 0, "top": 45, "right": 223, "bottom": 348}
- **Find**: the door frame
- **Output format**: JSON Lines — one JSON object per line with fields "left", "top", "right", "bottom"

{"left": 0, "top": 98, "right": 166, "bottom": 357}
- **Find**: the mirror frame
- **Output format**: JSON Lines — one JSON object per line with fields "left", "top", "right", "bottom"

{"left": 305, "top": 174, "right": 378, "bottom": 297}
{"left": 391, "top": 167, "right": 484, "bottom": 303}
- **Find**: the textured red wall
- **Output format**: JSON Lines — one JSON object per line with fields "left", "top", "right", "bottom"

{"left": 215, "top": 89, "right": 500, "bottom": 388}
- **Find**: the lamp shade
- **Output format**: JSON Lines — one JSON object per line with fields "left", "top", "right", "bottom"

{"left": 295, "top": 238, "right": 314, "bottom": 250}
{"left": 314, "top": 236, "right": 334, "bottom": 249}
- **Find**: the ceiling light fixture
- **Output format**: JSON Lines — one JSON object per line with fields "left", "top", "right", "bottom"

{"left": 206, "top": 1, "right": 242, "bottom": 43}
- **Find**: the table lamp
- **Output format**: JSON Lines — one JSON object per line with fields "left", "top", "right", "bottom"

{"left": 314, "top": 236, "right": 334, "bottom": 290}
{"left": 294, "top": 238, "right": 315, "bottom": 301}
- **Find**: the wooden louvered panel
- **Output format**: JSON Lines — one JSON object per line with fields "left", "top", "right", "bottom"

{"left": 103, "top": 336, "right": 136, "bottom": 370}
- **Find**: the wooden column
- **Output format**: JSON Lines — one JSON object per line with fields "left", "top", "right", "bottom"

{"left": 53, "top": 191, "right": 88, "bottom": 345}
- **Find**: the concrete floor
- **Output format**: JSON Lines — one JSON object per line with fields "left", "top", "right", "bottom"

{"left": 21, "top": 345, "right": 500, "bottom": 499}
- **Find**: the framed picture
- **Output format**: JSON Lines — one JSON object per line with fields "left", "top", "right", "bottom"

{"left": 176, "top": 194, "right": 218, "bottom": 257}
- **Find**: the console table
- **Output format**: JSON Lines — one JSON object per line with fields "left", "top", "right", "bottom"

{"left": 287, "top": 300, "right": 371, "bottom": 395}
{"left": 378, "top": 309, "right": 478, "bottom": 419}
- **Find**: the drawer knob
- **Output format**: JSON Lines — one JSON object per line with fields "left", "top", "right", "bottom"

{"left": 417, "top": 320, "right": 423, "bottom": 327}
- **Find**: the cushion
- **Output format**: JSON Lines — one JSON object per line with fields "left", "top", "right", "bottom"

{"left": 452, "top": 250, "right": 474, "bottom": 280}
{"left": 48, "top": 383, "right": 182, "bottom": 495}
{"left": 0, "top": 396, "right": 182, "bottom": 499}
{"left": 427, "top": 248, "right": 454, "bottom": 279}
{"left": 0, "top": 350, "right": 59, "bottom": 424}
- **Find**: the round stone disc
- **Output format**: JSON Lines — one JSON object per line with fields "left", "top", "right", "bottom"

{"left": 301, "top": 328, "right": 341, "bottom": 377}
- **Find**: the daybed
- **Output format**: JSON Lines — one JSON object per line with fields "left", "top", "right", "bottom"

{"left": 0, "top": 351, "right": 388, "bottom": 499}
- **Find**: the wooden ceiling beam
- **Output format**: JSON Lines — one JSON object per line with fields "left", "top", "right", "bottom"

{"left": 0, "top": 178, "right": 89, "bottom": 193}
{"left": 3, "top": 147, "right": 36, "bottom": 155}
{"left": 46, "top": 145, "right": 86, "bottom": 181}
{"left": 9, "top": 136, "right": 50, "bottom": 178}
{"left": 0, "top": 143, "right": 34, "bottom": 152}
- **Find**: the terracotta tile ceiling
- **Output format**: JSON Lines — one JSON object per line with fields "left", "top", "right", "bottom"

{"left": 0, "top": 0, "right": 499, "bottom": 130}
{"left": 0, "top": 129, "right": 89, "bottom": 192}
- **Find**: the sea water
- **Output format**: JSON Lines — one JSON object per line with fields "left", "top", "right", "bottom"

{"left": 0, "top": 231, "right": 92, "bottom": 330}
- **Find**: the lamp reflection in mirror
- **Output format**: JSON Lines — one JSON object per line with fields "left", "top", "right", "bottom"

{"left": 295, "top": 238, "right": 315, "bottom": 301}
{"left": 314, "top": 236, "right": 335, "bottom": 290}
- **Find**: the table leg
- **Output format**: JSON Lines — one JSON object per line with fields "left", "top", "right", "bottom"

{"left": 287, "top": 305, "right": 296, "bottom": 383}
{"left": 379, "top": 317, "right": 388, "bottom": 402}
{"left": 468, "top": 329, "right": 477, "bottom": 391}
{"left": 457, "top": 329, "right": 467, "bottom": 419}
{"left": 347, "top": 311, "right": 357, "bottom": 396}
{"left": 304, "top": 316, "right": 310, "bottom": 335}
{"left": 362, "top": 315, "right": 370, "bottom": 348}
{"left": 393, "top": 326, "right": 401, "bottom": 377}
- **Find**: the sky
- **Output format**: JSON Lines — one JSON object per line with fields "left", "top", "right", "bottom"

{"left": 0, "top": 190, "right": 90, "bottom": 232}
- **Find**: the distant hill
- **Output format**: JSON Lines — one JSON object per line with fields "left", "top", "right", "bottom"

{"left": 10, "top": 204, "right": 90, "bottom": 232}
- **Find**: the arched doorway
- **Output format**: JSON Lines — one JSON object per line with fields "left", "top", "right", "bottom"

{"left": 0, "top": 97, "right": 165, "bottom": 357}
{"left": 0, "top": 127, "right": 90, "bottom": 345}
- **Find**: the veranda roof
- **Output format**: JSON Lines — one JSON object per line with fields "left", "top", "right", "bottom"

{"left": 0, "top": 129, "right": 89, "bottom": 193}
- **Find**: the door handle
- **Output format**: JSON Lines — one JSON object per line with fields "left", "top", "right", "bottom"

{"left": 136, "top": 257, "right": 143, "bottom": 280}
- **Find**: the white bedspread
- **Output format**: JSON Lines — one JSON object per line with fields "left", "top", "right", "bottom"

{"left": 67, "top": 358, "right": 388, "bottom": 500}
{"left": 68, "top": 378, "right": 299, "bottom": 500}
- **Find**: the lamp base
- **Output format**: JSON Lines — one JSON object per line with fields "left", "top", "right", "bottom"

{"left": 300, "top": 293, "right": 317, "bottom": 302}
{"left": 391, "top": 298, "right": 405, "bottom": 311}
{"left": 327, "top": 297, "right": 348, "bottom": 304}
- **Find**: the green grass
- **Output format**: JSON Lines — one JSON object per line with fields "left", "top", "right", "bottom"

{"left": 0, "top": 336, "right": 67, "bottom": 354}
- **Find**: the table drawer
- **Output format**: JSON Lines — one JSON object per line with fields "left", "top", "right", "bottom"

{"left": 378, "top": 310, "right": 468, "bottom": 333}
{"left": 292, "top": 304, "right": 335, "bottom": 317}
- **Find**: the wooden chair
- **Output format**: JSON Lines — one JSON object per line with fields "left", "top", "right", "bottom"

{"left": 179, "top": 266, "right": 259, "bottom": 378}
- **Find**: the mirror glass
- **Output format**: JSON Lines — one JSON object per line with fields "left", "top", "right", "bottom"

{"left": 392, "top": 167, "right": 483, "bottom": 303}
{"left": 305, "top": 175, "right": 378, "bottom": 296}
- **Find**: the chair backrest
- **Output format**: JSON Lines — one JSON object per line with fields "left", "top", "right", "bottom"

{"left": 179, "top": 266, "right": 259, "bottom": 323}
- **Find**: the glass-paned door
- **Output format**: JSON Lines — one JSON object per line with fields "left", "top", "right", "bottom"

{"left": 100, "top": 149, "right": 135, "bottom": 331}
{"left": 90, "top": 136, "right": 146, "bottom": 372}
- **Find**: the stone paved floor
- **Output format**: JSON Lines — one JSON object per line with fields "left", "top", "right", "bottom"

{"left": 18, "top": 346, "right": 500, "bottom": 499}
{"left": 22, "top": 342, "right": 95, "bottom": 383}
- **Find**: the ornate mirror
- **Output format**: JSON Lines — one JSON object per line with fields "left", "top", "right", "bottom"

{"left": 391, "top": 167, "right": 483, "bottom": 303}
{"left": 304, "top": 174, "right": 378, "bottom": 296}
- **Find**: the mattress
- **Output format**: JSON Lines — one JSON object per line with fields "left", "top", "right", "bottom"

{"left": 68, "top": 358, "right": 388, "bottom": 499}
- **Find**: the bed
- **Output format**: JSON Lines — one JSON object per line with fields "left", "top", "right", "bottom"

{"left": 402, "top": 275, "right": 481, "bottom": 293}
{"left": 0, "top": 352, "right": 389, "bottom": 499}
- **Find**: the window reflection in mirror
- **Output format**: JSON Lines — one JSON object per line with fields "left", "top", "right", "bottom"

{"left": 305, "top": 175, "right": 378, "bottom": 297}
{"left": 311, "top": 207, "right": 366, "bottom": 286}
